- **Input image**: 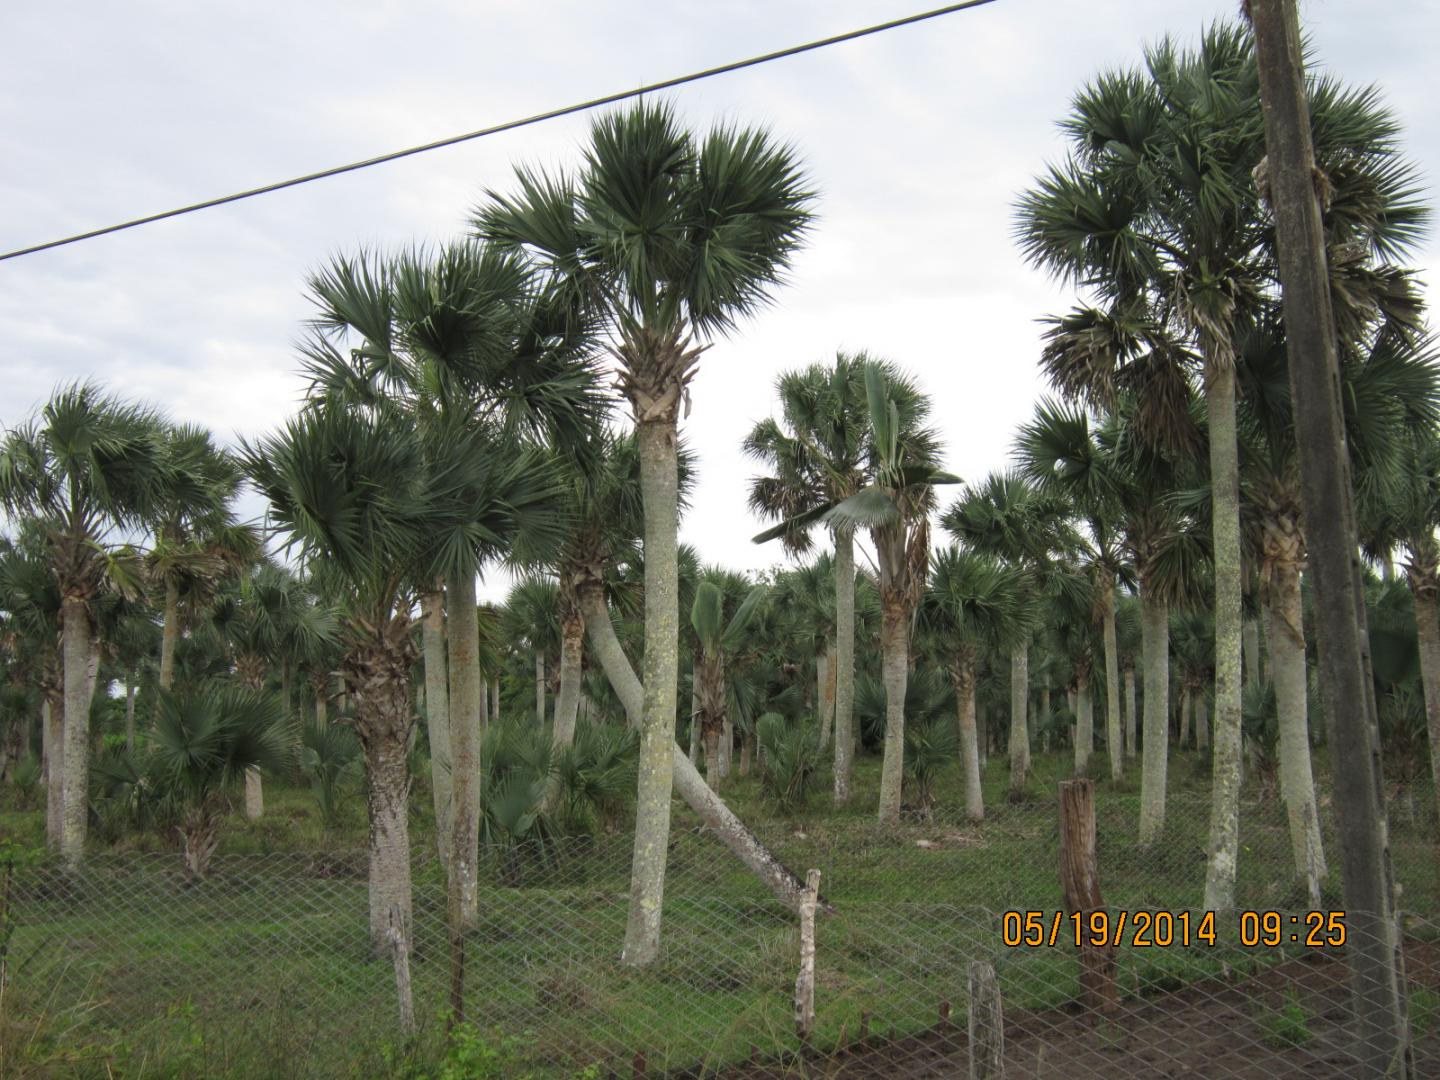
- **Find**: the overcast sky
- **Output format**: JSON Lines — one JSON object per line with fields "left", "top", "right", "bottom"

{"left": 3, "top": 1, "right": 1436, "bottom": 600}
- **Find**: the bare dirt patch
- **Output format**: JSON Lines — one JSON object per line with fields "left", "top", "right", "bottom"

{"left": 710, "top": 938, "right": 1440, "bottom": 1079}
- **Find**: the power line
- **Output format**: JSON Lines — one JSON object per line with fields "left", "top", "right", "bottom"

{"left": 0, "top": 0, "right": 999, "bottom": 264}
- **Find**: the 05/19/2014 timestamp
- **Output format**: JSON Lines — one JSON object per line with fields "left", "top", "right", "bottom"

{"left": 1001, "top": 909, "right": 1348, "bottom": 949}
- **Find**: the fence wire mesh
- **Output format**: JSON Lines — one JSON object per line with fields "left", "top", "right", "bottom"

{"left": 3, "top": 789, "right": 1438, "bottom": 1078}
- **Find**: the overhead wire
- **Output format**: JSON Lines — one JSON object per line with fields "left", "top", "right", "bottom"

{"left": 0, "top": 0, "right": 999, "bottom": 263}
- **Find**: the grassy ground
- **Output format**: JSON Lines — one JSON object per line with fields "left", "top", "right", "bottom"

{"left": 2, "top": 748, "right": 1437, "bottom": 1078}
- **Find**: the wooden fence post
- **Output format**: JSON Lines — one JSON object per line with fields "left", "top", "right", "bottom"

{"left": 967, "top": 959, "right": 1003, "bottom": 1080}
{"left": 794, "top": 868, "right": 821, "bottom": 1043}
{"left": 1058, "top": 779, "right": 1117, "bottom": 1022}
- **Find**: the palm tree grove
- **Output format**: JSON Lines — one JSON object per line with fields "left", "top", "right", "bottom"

{"left": 3, "top": 5, "right": 1440, "bottom": 1078}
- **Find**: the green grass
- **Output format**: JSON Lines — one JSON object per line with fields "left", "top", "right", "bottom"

{"left": 2, "top": 750, "right": 1437, "bottom": 1078}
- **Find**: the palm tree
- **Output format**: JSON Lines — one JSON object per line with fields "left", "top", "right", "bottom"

{"left": 747, "top": 353, "right": 890, "bottom": 804}
{"left": 1363, "top": 425, "right": 1440, "bottom": 829}
{"left": 499, "top": 576, "right": 563, "bottom": 730}
{"left": 221, "top": 563, "right": 332, "bottom": 819}
{"left": 818, "top": 366, "right": 955, "bottom": 825}
{"left": 478, "top": 100, "right": 814, "bottom": 965}
{"left": 1016, "top": 399, "right": 1135, "bottom": 779}
{"left": 302, "top": 240, "right": 602, "bottom": 926}
{"left": 244, "top": 403, "right": 568, "bottom": 956}
{"left": 922, "top": 547, "right": 1036, "bottom": 819}
{"left": 145, "top": 423, "right": 257, "bottom": 697}
{"left": 944, "top": 472, "right": 1066, "bottom": 799}
{"left": 770, "top": 555, "right": 839, "bottom": 748}
{"left": 149, "top": 685, "right": 288, "bottom": 879}
{"left": 1016, "top": 20, "right": 1426, "bottom": 911}
{"left": 0, "top": 527, "right": 62, "bottom": 841}
{"left": 0, "top": 383, "right": 163, "bottom": 865}
{"left": 690, "top": 577, "right": 766, "bottom": 785}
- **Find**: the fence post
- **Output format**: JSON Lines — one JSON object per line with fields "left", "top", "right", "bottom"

{"left": 387, "top": 904, "right": 416, "bottom": 1034}
{"left": 1058, "top": 779, "right": 1117, "bottom": 1022}
{"left": 794, "top": 868, "right": 821, "bottom": 1043}
{"left": 967, "top": 959, "right": 1003, "bottom": 1080}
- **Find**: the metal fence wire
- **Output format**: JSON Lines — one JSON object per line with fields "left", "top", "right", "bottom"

{"left": 3, "top": 790, "right": 1438, "bottom": 1078}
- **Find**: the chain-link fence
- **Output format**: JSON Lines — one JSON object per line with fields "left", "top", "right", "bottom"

{"left": 3, "top": 788, "right": 1438, "bottom": 1078}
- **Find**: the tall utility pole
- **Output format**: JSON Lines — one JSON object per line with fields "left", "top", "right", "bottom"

{"left": 1247, "top": 2, "right": 1410, "bottom": 1076}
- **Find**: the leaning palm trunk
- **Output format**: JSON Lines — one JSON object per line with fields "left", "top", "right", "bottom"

{"left": 1203, "top": 364, "right": 1246, "bottom": 914}
{"left": 1411, "top": 563, "right": 1440, "bottom": 831}
{"left": 1101, "top": 580, "right": 1122, "bottom": 779}
{"left": 420, "top": 587, "right": 452, "bottom": 869}
{"left": 60, "top": 595, "right": 91, "bottom": 866}
{"left": 578, "top": 581, "right": 812, "bottom": 910}
{"left": 552, "top": 593, "right": 584, "bottom": 751}
{"left": 876, "top": 601, "right": 909, "bottom": 825}
{"left": 1074, "top": 671, "right": 1093, "bottom": 775}
{"left": 833, "top": 528, "right": 857, "bottom": 804}
{"left": 1123, "top": 662, "right": 1138, "bottom": 760}
{"left": 953, "top": 658, "right": 983, "bottom": 821}
{"left": 622, "top": 414, "right": 681, "bottom": 967}
{"left": 1138, "top": 589, "right": 1170, "bottom": 845}
{"left": 1007, "top": 642, "right": 1030, "bottom": 799}
{"left": 1265, "top": 555, "right": 1326, "bottom": 888}
{"left": 446, "top": 570, "right": 482, "bottom": 926}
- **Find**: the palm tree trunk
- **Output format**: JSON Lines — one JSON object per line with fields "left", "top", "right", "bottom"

{"left": 1124, "top": 665, "right": 1138, "bottom": 759}
{"left": 1265, "top": 559, "right": 1327, "bottom": 888}
{"left": 420, "top": 587, "right": 452, "bottom": 870}
{"left": 833, "top": 527, "right": 857, "bottom": 805}
{"left": 623, "top": 418, "right": 680, "bottom": 967}
{"left": 1203, "top": 362, "right": 1246, "bottom": 914}
{"left": 876, "top": 600, "right": 908, "bottom": 826}
{"left": 1008, "top": 642, "right": 1029, "bottom": 800}
{"left": 718, "top": 715, "right": 733, "bottom": 780}
{"left": 688, "top": 669, "right": 701, "bottom": 764}
{"left": 315, "top": 689, "right": 328, "bottom": 727}
{"left": 43, "top": 691, "right": 63, "bottom": 852}
{"left": 446, "top": 569, "right": 482, "bottom": 926}
{"left": 1075, "top": 672, "right": 1093, "bottom": 775}
{"left": 1180, "top": 686, "right": 1193, "bottom": 749}
{"left": 159, "top": 575, "right": 180, "bottom": 693}
{"left": 354, "top": 663, "right": 416, "bottom": 958}
{"left": 738, "top": 733, "right": 751, "bottom": 777}
{"left": 489, "top": 679, "right": 499, "bottom": 725}
{"left": 552, "top": 602, "right": 584, "bottom": 750}
{"left": 124, "top": 671, "right": 137, "bottom": 753}
{"left": 1102, "top": 581, "right": 1122, "bottom": 780}
{"left": 1243, "top": 616, "right": 1262, "bottom": 689}
{"left": 578, "top": 580, "right": 812, "bottom": 910}
{"left": 1138, "top": 589, "right": 1170, "bottom": 845}
{"left": 955, "top": 661, "right": 983, "bottom": 821}
{"left": 534, "top": 651, "right": 546, "bottom": 726}
{"left": 818, "top": 645, "right": 836, "bottom": 749}
{"left": 60, "top": 596, "right": 91, "bottom": 866}
{"left": 1197, "top": 689, "right": 1210, "bottom": 751}
{"left": 1411, "top": 582, "right": 1440, "bottom": 833}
